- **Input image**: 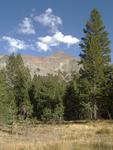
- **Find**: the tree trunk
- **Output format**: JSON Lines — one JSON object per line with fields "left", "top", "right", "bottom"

{"left": 93, "top": 102, "right": 98, "bottom": 120}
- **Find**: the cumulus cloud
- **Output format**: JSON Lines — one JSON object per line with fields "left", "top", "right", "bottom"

{"left": 54, "top": 32, "right": 80, "bottom": 46}
{"left": 2, "top": 36, "right": 30, "bottom": 53}
{"left": 37, "top": 42, "right": 49, "bottom": 51}
{"left": 34, "top": 8, "right": 62, "bottom": 33}
{"left": 1, "top": 8, "right": 80, "bottom": 53}
{"left": 36, "top": 32, "right": 80, "bottom": 51}
{"left": 18, "top": 17, "right": 35, "bottom": 34}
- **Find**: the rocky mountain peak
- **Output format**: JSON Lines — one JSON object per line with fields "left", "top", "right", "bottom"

{"left": 0, "top": 52, "right": 80, "bottom": 77}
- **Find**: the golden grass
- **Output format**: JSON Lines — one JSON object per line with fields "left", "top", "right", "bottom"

{"left": 0, "top": 120, "right": 113, "bottom": 150}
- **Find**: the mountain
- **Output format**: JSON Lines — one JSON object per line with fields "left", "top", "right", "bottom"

{"left": 0, "top": 51, "right": 80, "bottom": 77}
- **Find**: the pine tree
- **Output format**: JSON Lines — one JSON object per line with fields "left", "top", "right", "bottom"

{"left": 79, "top": 9, "right": 111, "bottom": 119}
{"left": 99, "top": 65, "right": 113, "bottom": 119}
{"left": 29, "top": 74, "right": 66, "bottom": 122}
{"left": 0, "top": 70, "right": 15, "bottom": 124}
{"left": 63, "top": 77, "right": 81, "bottom": 120}
{"left": 5, "top": 54, "right": 32, "bottom": 120}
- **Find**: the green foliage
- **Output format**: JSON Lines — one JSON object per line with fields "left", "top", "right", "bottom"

{"left": 41, "top": 104, "right": 64, "bottom": 123}
{"left": 98, "top": 65, "right": 113, "bottom": 119}
{"left": 79, "top": 9, "right": 111, "bottom": 119}
{"left": 41, "top": 108, "right": 53, "bottom": 122}
{"left": 63, "top": 75, "right": 82, "bottom": 120}
{"left": 5, "top": 54, "right": 32, "bottom": 120}
{"left": 29, "top": 74, "right": 66, "bottom": 122}
{"left": 0, "top": 70, "right": 15, "bottom": 124}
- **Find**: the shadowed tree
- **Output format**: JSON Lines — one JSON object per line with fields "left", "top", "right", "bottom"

{"left": 63, "top": 77, "right": 81, "bottom": 120}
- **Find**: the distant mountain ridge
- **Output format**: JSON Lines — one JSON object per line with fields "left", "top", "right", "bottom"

{"left": 0, "top": 51, "right": 80, "bottom": 76}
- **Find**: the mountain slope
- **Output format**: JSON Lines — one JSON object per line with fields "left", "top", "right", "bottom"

{"left": 0, "top": 51, "right": 80, "bottom": 76}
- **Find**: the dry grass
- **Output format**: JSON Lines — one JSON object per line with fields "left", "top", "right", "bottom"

{"left": 0, "top": 120, "right": 113, "bottom": 150}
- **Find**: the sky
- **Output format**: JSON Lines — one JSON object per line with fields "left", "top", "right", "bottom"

{"left": 0, "top": 0, "right": 113, "bottom": 60}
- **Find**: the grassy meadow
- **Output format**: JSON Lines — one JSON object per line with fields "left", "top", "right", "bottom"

{"left": 0, "top": 120, "right": 113, "bottom": 150}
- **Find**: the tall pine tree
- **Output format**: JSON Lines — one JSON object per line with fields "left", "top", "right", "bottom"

{"left": 79, "top": 9, "right": 111, "bottom": 119}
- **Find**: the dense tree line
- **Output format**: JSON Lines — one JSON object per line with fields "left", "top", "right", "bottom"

{"left": 0, "top": 9, "right": 113, "bottom": 124}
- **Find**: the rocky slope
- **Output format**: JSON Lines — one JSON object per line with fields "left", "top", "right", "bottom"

{"left": 0, "top": 51, "right": 80, "bottom": 76}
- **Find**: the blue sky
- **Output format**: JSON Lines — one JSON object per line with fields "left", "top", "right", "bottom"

{"left": 0, "top": 0, "right": 112, "bottom": 60}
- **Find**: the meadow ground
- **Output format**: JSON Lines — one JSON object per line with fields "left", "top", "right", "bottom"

{"left": 0, "top": 120, "right": 113, "bottom": 150}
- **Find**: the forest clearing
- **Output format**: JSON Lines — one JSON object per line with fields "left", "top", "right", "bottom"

{"left": 0, "top": 1, "right": 113, "bottom": 150}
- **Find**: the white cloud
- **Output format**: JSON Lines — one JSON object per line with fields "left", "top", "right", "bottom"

{"left": 34, "top": 8, "right": 62, "bottom": 33}
{"left": 18, "top": 17, "right": 35, "bottom": 34}
{"left": 2, "top": 36, "right": 30, "bottom": 53}
{"left": 36, "top": 32, "right": 80, "bottom": 51}
{"left": 36, "top": 42, "right": 49, "bottom": 51}
{"left": 1, "top": 9, "right": 80, "bottom": 53}
{"left": 54, "top": 32, "right": 80, "bottom": 46}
